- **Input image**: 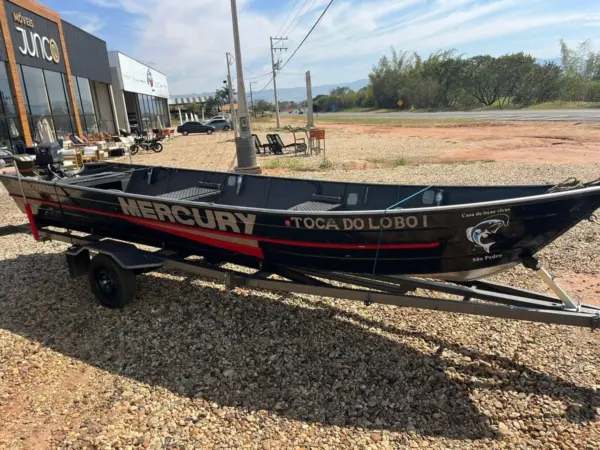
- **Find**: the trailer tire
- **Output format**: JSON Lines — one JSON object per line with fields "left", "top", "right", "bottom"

{"left": 88, "top": 254, "right": 136, "bottom": 309}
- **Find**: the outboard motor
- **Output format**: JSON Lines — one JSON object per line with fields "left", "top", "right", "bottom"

{"left": 34, "top": 141, "right": 64, "bottom": 177}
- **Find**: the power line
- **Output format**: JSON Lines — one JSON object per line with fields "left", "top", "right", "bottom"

{"left": 279, "top": 0, "right": 335, "bottom": 71}
{"left": 229, "top": 53, "right": 272, "bottom": 79}
{"left": 276, "top": 0, "right": 301, "bottom": 36}
{"left": 242, "top": 72, "right": 273, "bottom": 81}
{"left": 281, "top": 0, "right": 310, "bottom": 36}
{"left": 244, "top": 67, "right": 272, "bottom": 77}
{"left": 254, "top": 77, "right": 274, "bottom": 94}
{"left": 286, "top": 0, "right": 318, "bottom": 37}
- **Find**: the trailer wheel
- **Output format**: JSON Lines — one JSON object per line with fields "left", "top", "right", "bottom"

{"left": 88, "top": 254, "right": 136, "bottom": 308}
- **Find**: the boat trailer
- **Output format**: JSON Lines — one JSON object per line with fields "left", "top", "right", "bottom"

{"left": 2, "top": 224, "right": 599, "bottom": 329}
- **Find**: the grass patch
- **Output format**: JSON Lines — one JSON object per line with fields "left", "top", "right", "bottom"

{"left": 365, "top": 157, "right": 387, "bottom": 164}
{"left": 445, "top": 159, "right": 496, "bottom": 165}
{"left": 527, "top": 101, "right": 600, "bottom": 110}
{"left": 318, "top": 157, "right": 334, "bottom": 169}
{"left": 262, "top": 156, "right": 335, "bottom": 172}
{"left": 251, "top": 115, "right": 276, "bottom": 122}
{"left": 392, "top": 157, "right": 408, "bottom": 167}
{"left": 262, "top": 158, "right": 311, "bottom": 171}
{"left": 264, "top": 126, "right": 288, "bottom": 132}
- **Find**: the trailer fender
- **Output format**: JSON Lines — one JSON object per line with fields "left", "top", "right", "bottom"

{"left": 65, "top": 246, "right": 90, "bottom": 278}
{"left": 65, "top": 239, "right": 165, "bottom": 273}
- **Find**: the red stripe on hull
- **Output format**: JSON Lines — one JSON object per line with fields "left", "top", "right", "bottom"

{"left": 10, "top": 194, "right": 440, "bottom": 251}
{"left": 128, "top": 217, "right": 265, "bottom": 259}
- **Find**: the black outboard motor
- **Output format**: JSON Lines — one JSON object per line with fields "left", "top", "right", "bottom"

{"left": 35, "top": 141, "right": 64, "bottom": 177}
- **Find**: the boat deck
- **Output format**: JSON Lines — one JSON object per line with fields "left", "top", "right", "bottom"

{"left": 59, "top": 163, "right": 554, "bottom": 212}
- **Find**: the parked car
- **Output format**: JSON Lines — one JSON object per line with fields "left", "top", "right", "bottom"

{"left": 204, "top": 119, "right": 232, "bottom": 131}
{"left": 208, "top": 115, "right": 229, "bottom": 121}
{"left": 177, "top": 121, "right": 216, "bottom": 136}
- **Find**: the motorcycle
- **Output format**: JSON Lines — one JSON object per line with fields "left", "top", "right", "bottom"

{"left": 130, "top": 135, "right": 164, "bottom": 155}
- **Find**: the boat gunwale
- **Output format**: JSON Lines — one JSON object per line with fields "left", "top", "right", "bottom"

{"left": 1, "top": 172, "right": 599, "bottom": 217}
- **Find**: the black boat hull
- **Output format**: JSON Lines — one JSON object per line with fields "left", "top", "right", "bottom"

{"left": 1, "top": 166, "right": 599, "bottom": 281}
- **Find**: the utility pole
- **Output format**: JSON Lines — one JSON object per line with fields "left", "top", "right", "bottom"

{"left": 306, "top": 70, "right": 314, "bottom": 129}
{"left": 225, "top": 52, "right": 238, "bottom": 139}
{"left": 249, "top": 81, "right": 256, "bottom": 118}
{"left": 270, "top": 36, "right": 287, "bottom": 129}
{"left": 230, "top": 0, "right": 260, "bottom": 173}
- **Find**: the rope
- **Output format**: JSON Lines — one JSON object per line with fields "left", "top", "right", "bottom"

{"left": 585, "top": 177, "right": 600, "bottom": 187}
{"left": 370, "top": 185, "right": 434, "bottom": 278}
{"left": 546, "top": 177, "right": 585, "bottom": 193}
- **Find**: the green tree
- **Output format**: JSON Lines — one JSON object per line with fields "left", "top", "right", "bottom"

{"left": 253, "top": 99, "right": 273, "bottom": 114}
{"left": 215, "top": 86, "right": 229, "bottom": 104}
{"left": 204, "top": 96, "right": 218, "bottom": 115}
{"left": 369, "top": 48, "right": 417, "bottom": 108}
{"left": 463, "top": 55, "right": 502, "bottom": 106}
{"left": 515, "top": 62, "right": 562, "bottom": 105}
{"left": 496, "top": 52, "right": 536, "bottom": 106}
{"left": 312, "top": 94, "right": 330, "bottom": 112}
{"left": 560, "top": 39, "right": 600, "bottom": 101}
{"left": 422, "top": 50, "right": 466, "bottom": 107}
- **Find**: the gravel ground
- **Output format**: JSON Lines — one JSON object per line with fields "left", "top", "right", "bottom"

{"left": 0, "top": 123, "right": 599, "bottom": 449}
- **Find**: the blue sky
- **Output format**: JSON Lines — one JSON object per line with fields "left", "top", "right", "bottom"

{"left": 42, "top": 0, "right": 600, "bottom": 95}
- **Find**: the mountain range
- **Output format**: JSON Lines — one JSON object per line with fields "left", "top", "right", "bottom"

{"left": 173, "top": 79, "right": 370, "bottom": 102}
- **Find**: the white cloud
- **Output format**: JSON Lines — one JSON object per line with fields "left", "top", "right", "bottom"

{"left": 61, "top": 11, "right": 107, "bottom": 34}
{"left": 90, "top": 0, "right": 600, "bottom": 95}
{"left": 88, "top": 0, "right": 120, "bottom": 7}
{"left": 88, "top": 0, "right": 147, "bottom": 14}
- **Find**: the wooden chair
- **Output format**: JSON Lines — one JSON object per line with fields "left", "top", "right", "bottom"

{"left": 82, "top": 152, "right": 98, "bottom": 163}
{"left": 309, "top": 129, "right": 326, "bottom": 156}
{"left": 61, "top": 149, "right": 85, "bottom": 169}
{"left": 282, "top": 125, "right": 308, "bottom": 155}
{"left": 74, "top": 151, "right": 83, "bottom": 169}
{"left": 289, "top": 130, "right": 307, "bottom": 155}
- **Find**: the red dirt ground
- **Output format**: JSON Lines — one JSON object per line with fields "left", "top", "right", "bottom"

{"left": 320, "top": 121, "right": 600, "bottom": 164}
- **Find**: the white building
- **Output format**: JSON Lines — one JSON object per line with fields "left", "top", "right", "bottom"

{"left": 108, "top": 51, "right": 170, "bottom": 133}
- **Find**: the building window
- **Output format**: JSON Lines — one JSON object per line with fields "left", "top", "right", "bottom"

{"left": 72, "top": 75, "right": 99, "bottom": 135}
{"left": 19, "top": 65, "right": 56, "bottom": 143}
{"left": 90, "top": 81, "right": 116, "bottom": 134}
{"left": 159, "top": 98, "right": 168, "bottom": 128}
{"left": 44, "top": 71, "right": 73, "bottom": 137}
{"left": 0, "top": 63, "right": 23, "bottom": 150}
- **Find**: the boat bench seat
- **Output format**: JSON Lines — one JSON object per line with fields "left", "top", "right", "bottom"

{"left": 288, "top": 194, "right": 342, "bottom": 212}
{"left": 158, "top": 182, "right": 222, "bottom": 202}
{"left": 62, "top": 172, "right": 131, "bottom": 187}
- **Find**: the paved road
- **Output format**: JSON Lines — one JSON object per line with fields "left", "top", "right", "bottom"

{"left": 320, "top": 109, "right": 600, "bottom": 122}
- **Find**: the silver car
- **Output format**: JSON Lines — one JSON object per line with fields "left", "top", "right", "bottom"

{"left": 204, "top": 119, "right": 232, "bottom": 131}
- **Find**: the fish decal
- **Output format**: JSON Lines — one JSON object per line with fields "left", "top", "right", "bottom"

{"left": 466, "top": 214, "right": 509, "bottom": 253}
